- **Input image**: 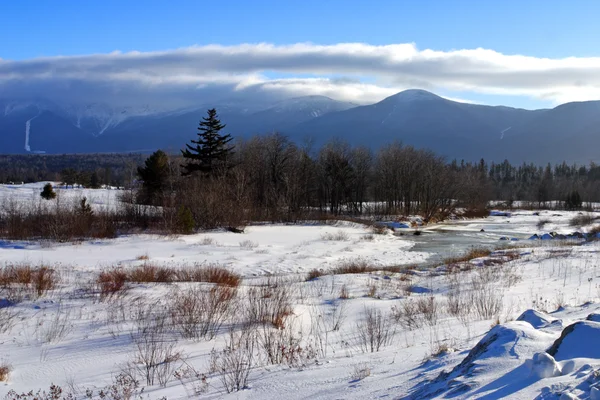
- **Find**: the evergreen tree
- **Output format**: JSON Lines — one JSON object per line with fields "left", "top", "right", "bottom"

{"left": 181, "top": 108, "right": 234, "bottom": 176}
{"left": 565, "top": 190, "right": 582, "bottom": 210}
{"left": 137, "top": 150, "right": 170, "bottom": 204}
{"left": 78, "top": 197, "right": 93, "bottom": 216}
{"left": 40, "top": 183, "right": 56, "bottom": 200}
{"left": 90, "top": 171, "right": 100, "bottom": 189}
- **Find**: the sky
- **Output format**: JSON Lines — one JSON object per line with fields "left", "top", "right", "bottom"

{"left": 1, "top": 0, "right": 600, "bottom": 109}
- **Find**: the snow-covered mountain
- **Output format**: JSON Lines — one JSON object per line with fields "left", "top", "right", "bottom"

{"left": 2, "top": 90, "right": 600, "bottom": 164}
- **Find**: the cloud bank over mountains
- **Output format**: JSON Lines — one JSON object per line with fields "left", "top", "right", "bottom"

{"left": 2, "top": 42, "right": 600, "bottom": 107}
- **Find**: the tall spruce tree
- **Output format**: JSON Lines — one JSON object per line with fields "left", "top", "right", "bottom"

{"left": 181, "top": 108, "right": 234, "bottom": 176}
{"left": 137, "top": 149, "right": 170, "bottom": 204}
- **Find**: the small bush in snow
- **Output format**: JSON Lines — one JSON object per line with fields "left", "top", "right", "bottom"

{"left": 332, "top": 257, "right": 374, "bottom": 275}
{"left": 170, "top": 285, "right": 237, "bottom": 340}
{"left": 212, "top": 329, "right": 256, "bottom": 393}
{"left": 245, "top": 278, "right": 294, "bottom": 329}
{"left": 96, "top": 268, "right": 129, "bottom": 300}
{"left": 0, "top": 264, "right": 59, "bottom": 302}
{"left": 356, "top": 306, "right": 395, "bottom": 353}
{"left": 239, "top": 240, "right": 258, "bottom": 250}
{"left": 350, "top": 362, "right": 371, "bottom": 381}
{"left": 306, "top": 269, "right": 324, "bottom": 281}
{"left": 320, "top": 231, "right": 350, "bottom": 241}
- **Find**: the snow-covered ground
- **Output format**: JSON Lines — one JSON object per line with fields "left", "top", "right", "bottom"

{"left": 2, "top": 185, "right": 600, "bottom": 399}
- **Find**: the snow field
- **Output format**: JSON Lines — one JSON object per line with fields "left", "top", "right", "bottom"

{"left": 1, "top": 186, "right": 600, "bottom": 398}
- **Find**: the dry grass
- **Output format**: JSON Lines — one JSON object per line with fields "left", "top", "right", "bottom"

{"left": 350, "top": 362, "right": 371, "bottom": 381}
{"left": 306, "top": 269, "right": 325, "bottom": 281}
{"left": 371, "top": 224, "right": 389, "bottom": 235}
{"left": 246, "top": 279, "right": 294, "bottom": 329}
{"left": 0, "top": 363, "right": 11, "bottom": 382}
{"left": 366, "top": 284, "right": 377, "bottom": 298}
{"left": 239, "top": 240, "right": 258, "bottom": 250}
{"left": 96, "top": 268, "right": 129, "bottom": 299}
{"left": 460, "top": 208, "right": 489, "bottom": 219}
{"left": 136, "top": 253, "right": 150, "bottom": 261}
{"left": 332, "top": 258, "right": 373, "bottom": 274}
{"left": 0, "top": 264, "right": 59, "bottom": 299}
{"left": 320, "top": 231, "right": 350, "bottom": 241}
{"left": 96, "top": 264, "right": 241, "bottom": 294}
{"left": 128, "top": 264, "right": 174, "bottom": 283}
{"left": 589, "top": 225, "right": 600, "bottom": 237}
{"left": 175, "top": 265, "right": 241, "bottom": 287}
{"left": 430, "top": 343, "right": 450, "bottom": 358}
{"left": 444, "top": 247, "right": 492, "bottom": 266}
{"left": 339, "top": 284, "right": 350, "bottom": 299}
{"left": 537, "top": 218, "right": 551, "bottom": 229}
{"left": 570, "top": 213, "right": 598, "bottom": 227}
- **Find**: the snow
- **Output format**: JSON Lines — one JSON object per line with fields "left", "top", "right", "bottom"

{"left": 529, "top": 352, "right": 562, "bottom": 379}
{"left": 517, "top": 309, "right": 558, "bottom": 329}
{"left": 2, "top": 185, "right": 600, "bottom": 399}
{"left": 549, "top": 321, "right": 600, "bottom": 361}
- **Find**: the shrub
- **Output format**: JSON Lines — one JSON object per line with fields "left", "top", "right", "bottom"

{"left": 239, "top": 240, "right": 258, "bottom": 249}
{"left": 246, "top": 280, "right": 294, "bottom": 329}
{"left": 40, "top": 183, "right": 56, "bottom": 200}
{"left": 33, "top": 267, "right": 58, "bottom": 297}
{"left": 443, "top": 247, "right": 492, "bottom": 266}
{"left": 131, "top": 306, "right": 182, "bottom": 387}
{"left": 350, "top": 362, "right": 371, "bottom": 381}
{"left": 537, "top": 218, "right": 551, "bottom": 229}
{"left": 96, "top": 268, "right": 129, "bottom": 299}
{"left": 320, "top": 231, "right": 350, "bottom": 241}
{"left": 306, "top": 269, "right": 324, "bottom": 281}
{"left": 339, "top": 284, "right": 350, "bottom": 299}
{"left": 371, "top": 224, "right": 388, "bottom": 235}
{"left": 0, "top": 264, "right": 58, "bottom": 301}
{"left": 96, "top": 264, "right": 241, "bottom": 294}
{"left": 177, "top": 206, "right": 195, "bottom": 234}
{"left": 356, "top": 306, "right": 395, "bottom": 353}
{"left": 174, "top": 264, "right": 241, "bottom": 287}
{"left": 128, "top": 264, "right": 173, "bottom": 283}
{"left": 570, "top": 213, "right": 597, "bottom": 227}
{"left": 212, "top": 329, "right": 256, "bottom": 393}
{"left": 416, "top": 296, "right": 439, "bottom": 326}
{"left": 332, "top": 258, "right": 374, "bottom": 275}
{"left": 391, "top": 298, "right": 423, "bottom": 330}
{"left": 170, "top": 285, "right": 237, "bottom": 340}
{"left": 36, "top": 305, "right": 73, "bottom": 344}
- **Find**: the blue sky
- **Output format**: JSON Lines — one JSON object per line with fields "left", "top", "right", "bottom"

{"left": 1, "top": 0, "right": 600, "bottom": 108}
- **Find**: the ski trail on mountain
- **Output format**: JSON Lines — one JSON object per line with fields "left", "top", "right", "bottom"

{"left": 500, "top": 126, "right": 512, "bottom": 139}
{"left": 24, "top": 113, "right": 41, "bottom": 152}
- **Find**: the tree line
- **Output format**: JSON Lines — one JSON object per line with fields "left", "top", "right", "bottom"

{"left": 0, "top": 153, "right": 144, "bottom": 187}
{"left": 135, "top": 109, "right": 599, "bottom": 231}
{"left": 2, "top": 108, "right": 598, "bottom": 239}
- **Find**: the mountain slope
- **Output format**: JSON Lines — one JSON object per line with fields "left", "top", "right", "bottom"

{"left": 287, "top": 90, "right": 511, "bottom": 159}
{"left": 2, "top": 91, "right": 600, "bottom": 164}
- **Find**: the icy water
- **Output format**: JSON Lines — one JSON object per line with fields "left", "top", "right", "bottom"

{"left": 401, "top": 217, "right": 537, "bottom": 265}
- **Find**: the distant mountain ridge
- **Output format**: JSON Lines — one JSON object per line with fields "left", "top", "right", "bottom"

{"left": 1, "top": 90, "right": 599, "bottom": 164}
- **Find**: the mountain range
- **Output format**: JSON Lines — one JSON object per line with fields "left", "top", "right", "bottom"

{"left": 2, "top": 89, "right": 600, "bottom": 164}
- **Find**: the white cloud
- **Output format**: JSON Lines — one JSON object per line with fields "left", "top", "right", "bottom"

{"left": 1, "top": 42, "right": 600, "bottom": 106}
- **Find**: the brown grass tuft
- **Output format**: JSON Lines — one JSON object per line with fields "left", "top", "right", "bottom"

{"left": 96, "top": 268, "right": 129, "bottom": 299}
{"left": 128, "top": 264, "right": 173, "bottom": 283}
{"left": 306, "top": 269, "right": 324, "bottom": 281}
{"left": 0, "top": 264, "right": 58, "bottom": 299}
{"left": 0, "top": 363, "right": 10, "bottom": 382}
{"left": 444, "top": 247, "right": 492, "bottom": 266}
